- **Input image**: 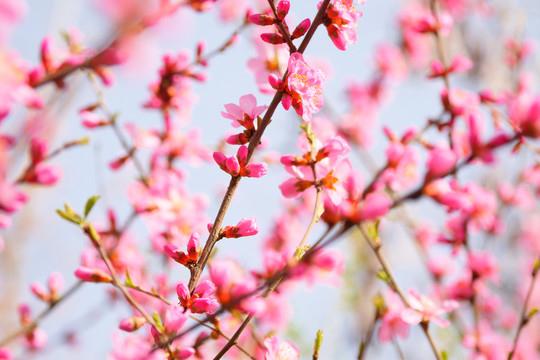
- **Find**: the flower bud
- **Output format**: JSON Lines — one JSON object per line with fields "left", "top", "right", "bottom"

{"left": 292, "top": 18, "right": 311, "bottom": 39}
{"left": 119, "top": 316, "right": 146, "bottom": 332}
{"left": 276, "top": 1, "right": 290, "bottom": 21}
{"left": 248, "top": 14, "right": 275, "bottom": 26}
{"left": 30, "top": 282, "right": 49, "bottom": 302}
{"left": 261, "top": 33, "right": 285, "bottom": 45}
{"left": 74, "top": 266, "right": 112, "bottom": 283}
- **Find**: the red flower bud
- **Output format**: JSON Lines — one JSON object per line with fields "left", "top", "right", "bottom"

{"left": 261, "top": 33, "right": 286, "bottom": 45}
{"left": 276, "top": 1, "right": 290, "bottom": 21}
{"left": 248, "top": 14, "right": 275, "bottom": 26}
{"left": 292, "top": 19, "right": 311, "bottom": 39}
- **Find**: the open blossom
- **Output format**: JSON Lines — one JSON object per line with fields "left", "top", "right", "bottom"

{"left": 247, "top": 31, "right": 289, "bottom": 94}
{"left": 144, "top": 50, "right": 204, "bottom": 122}
{"left": 321, "top": 0, "right": 364, "bottom": 51}
{"left": 264, "top": 336, "right": 300, "bottom": 360}
{"left": 164, "top": 232, "right": 200, "bottom": 266}
{"left": 109, "top": 332, "right": 167, "bottom": 360}
{"left": 177, "top": 280, "right": 219, "bottom": 314}
{"left": 221, "top": 94, "right": 267, "bottom": 145}
{"left": 0, "top": 180, "right": 27, "bottom": 213}
{"left": 0, "top": 51, "right": 44, "bottom": 121}
{"left": 269, "top": 52, "right": 324, "bottom": 121}
{"left": 209, "top": 259, "right": 264, "bottom": 314}
{"left": 378, "top": 291, "right": 410, "bottom": 343}
{"left": 380, "top": 140, "right": 419, "bottom": 191}
{"left": 279, "top": 135, "right": 351, "bottom": 204}
{"left": 401, "top": 289, "right": 459, "bottom": 327}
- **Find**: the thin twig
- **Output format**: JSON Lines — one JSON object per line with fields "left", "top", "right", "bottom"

{"left": 0, "top": 281, "right": 84, "bottom": 347}
{"left": 359, "top": 224, "right": 444, "bottom": 360}
{"left": 508, "top": 257, "right": 540, "bottom": 360}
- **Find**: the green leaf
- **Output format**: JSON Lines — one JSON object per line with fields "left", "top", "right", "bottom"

{"left": 86, "top": 223, "right": 101, "bottom": 244}
{"left": 376, "top": 269, "right": 390, "bottom": 284}
{"left": 372, "top": 293, "right": 385, "bottom": 313}
{"left": 366, "top": 221, "right": 379, "bottom": 240}
{"left": 124, "top": 269, "right": 134, "bottom": 288}
{"left": 84, "top": 195, "right": 100, "bottom": 218}
{"left": 56, "top": 209, "right": 82, "bottom": 224}
{"left": 527, "top": 308, "right": 538, "bottom": 320}
{"left": 152, "top": 311, "right": 163, "bottom": 329}
{"left": 314, "top": 329, "right": 324, "bottom": 353}
{"left": 441, "top": 350, "right": 449, "bottom": 360}
{"left": 533, "top": 258, "right": 540, "bottom": 275}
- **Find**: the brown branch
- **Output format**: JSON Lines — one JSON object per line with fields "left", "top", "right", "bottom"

{"left": 85, "top": 71, "right": 150, "bottom": 186}
{"left": 508, "top": 257, "right": 540, "bottom": 360}
{"left": 359, "top": 224, "right": 444, "bottom": 360}
{"left": 0, "top": 281, "right": 83, "bottom": 347}
{"left": 187, "top": 0, "right": 332, "bottom": 294}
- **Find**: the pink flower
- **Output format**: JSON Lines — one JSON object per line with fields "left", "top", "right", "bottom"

{"left": 144, "top": 50, "right": 203, "bottom": 122}
{"left": 321, "top": 0, "right": 364, "bottom": 51}
{"left": 221, "top": 217, "right": 259, "bottom": 238}
{"left": 119, "top": 316, "right": 146, "bottom": 332}
{"left": 221, "top": 94, "right": 267, "bottom": 144}
{"left": 401, "top": 289, "right": 459, "bottom": 327}
{"left": 164, "top": 232, "right": 200, "bottom": 266}
{"left": 380, "top": 141, "right": 419, "bottom": 191}
{"left": 0, "top": 347, "right": 13, "bottom": 360}
{"left": 209, "top": 259, "right": 264, "bottom": 314}
{"left": 30, "top": 271, "right": 64, "bottom": 302}
{"left": 428, "top": 54, "right": 473, "bottom": 78}
{"left": 0, "top": 0, "right": 27, "bottom": 44}
{"left": 80, "top": 110, "right": 109, "bottom": 128}
{"left": 74, "top": 266, "right": 112, "bottom": 283}
{"left": 247, "top": 31, "right": 289, "bottom": 94}
{"left": 271, "top": 52, "right": 325, "bottom": 121}
{"left": 177, "top": 280, "right": 219, "bottom": 314}
{"left": 378, "top": 291, "right": 410, "bottom": 342}
{"left": 0, "top": 180, "right": 27, "bottom": 213}
{"left": 214, "top": 146, "right": 267, "bottom": 178}
{"left": 467, "top": 251, "right": 499, "bottom": 283}
{"left": 375, "top": 44, "right": 408, "bottom": 80}
{"left": 425, "top": 145, "right": 458, "bottom": 178}
{"left": 279, "top": 135, "right": 350, "bottom": 204}
{"left": 162, "top": 304, "right": 189, "bottom": 334}
{"left": 24, "top": 163, "right": 62, "bottom": 185}
{"left": 264, "top": 336, "right": 300, "bottom": 360}
{"left": 30, "top": 282, "right": 48, "bottom": 302}
{"left": 505, "top": 38, "right": 535, "bottom": 67}
{"left": 109, "top": 332, "right": 167, "bottom": 360}
{"left": 508, "top": 92, "right": 540, "bottom": 138}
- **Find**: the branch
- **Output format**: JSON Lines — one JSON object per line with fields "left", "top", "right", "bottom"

{"left": 0, "top": 281, "right": 83, "bottom": 347}
{"left": 187, "top": 0, "right": 333, "bottom": 294}
{"left": 359, "top": 224, "right": 444, "bottom": 360}
{"left": 508, "top": 257, "right": 540, "bottom": 360}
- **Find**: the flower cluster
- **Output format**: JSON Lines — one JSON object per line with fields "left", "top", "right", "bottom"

{"left": 321, "top": 0, "right": 365, "bottom": 51}
{"left": 269, "top": 52, "right": 325, "bottom": 121}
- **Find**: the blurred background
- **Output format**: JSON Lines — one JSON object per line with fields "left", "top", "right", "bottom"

{"left": 1, "top": 0, "right": 539, "bottom": 359}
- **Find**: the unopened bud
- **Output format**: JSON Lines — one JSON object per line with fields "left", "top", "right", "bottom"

{"left": 292, "top": 19, "right": 311, "bottom": 39}
{"left": 248, "top": 14, "right": 275, "bottom": 26}
{"left": 261, "top": 33, "right": 286, "bottom": 45}
{"left": 276, "top": 1, "right": 290, "bottom": 21}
